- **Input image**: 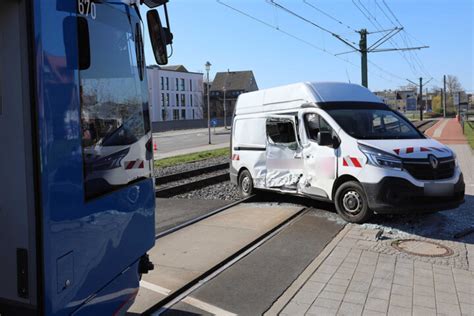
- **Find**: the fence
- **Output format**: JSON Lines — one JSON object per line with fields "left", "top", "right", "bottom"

{"left": 460, "top": 110, "right": 474, "bottom": 134}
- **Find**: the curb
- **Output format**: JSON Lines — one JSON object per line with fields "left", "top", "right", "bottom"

{"left": 424, "top": 118, "right": 446, "bottom": 137}
{"left": 264, "top": 224, "right": 352, "bottom": 315}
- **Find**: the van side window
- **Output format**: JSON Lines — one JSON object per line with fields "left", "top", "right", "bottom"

{"left": 304, "top": 113, "right": 333, "bottom": 141}
{"left": 266, "top": 121, "right": 296, "bottom": 145}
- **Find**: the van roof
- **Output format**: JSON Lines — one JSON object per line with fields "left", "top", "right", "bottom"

{"left": 234, "top": 82, "right": 383, "bottom": 115}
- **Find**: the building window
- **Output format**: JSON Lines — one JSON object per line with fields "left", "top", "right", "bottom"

{"left": 192, "top": 109, "right": 195, "bottom": 119}
{"left": 173, "top": 109, "right": 179, "bottom": 120}
{"left": 161, "top": 77, "right": 164, "bottom": 90}
{"left": 180, "top": 78, "right": 185, "bottom": 91}
{"left": 190, "top": 79, "right": 193, "bottom": 91}
{"left": 181, "top": 94, "right": 186, "bottom": 106}
{"left": 175, "top": 93, "right": 179, "bottom": 107}
{"left": 190, "top": 94, "right": 193, "bottom": 107}
{"left": 162, "top": 109, "right": 167, "bottom": 121}
{"left": 175, "top": 78, "right": 179, "bottom": 91}
{"left": 166, "top": 77, "right": 169, "bottom": 90}
{"left": 161, "top": 93, "right": 165, "bottom": 106}
{"left": 181, "top": 109, "right": 186, "bottom": 119}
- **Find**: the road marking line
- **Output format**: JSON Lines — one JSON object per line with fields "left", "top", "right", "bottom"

{"left": 433, "top": 119, "right": 450, "bottom": 138}
{"left": 140, "top": 280, "right": 171, "bottom": 296}
{"left": 181, "top": 297, "right": 237, "bottom": 316}
{"left": 141, "top": 280, "right": 237, "bottom": 315}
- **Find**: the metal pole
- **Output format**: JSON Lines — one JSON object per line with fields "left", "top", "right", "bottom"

{"left": 443, "top": 75, "right": 446, "bottom": 117}
{"left": 419, "top": 77, "right": 423, "bottom": 121}
{"left": 207, "top": 70, "right": 211, "bottom": 144}
{"left": 359, "top": 29, "right": 368, "bottom": 88}
{"left": 458, "top": 91, "right": 461, "bottom": 115}
{"left": 223, "top": 88, "right": 226, "bottom": 129}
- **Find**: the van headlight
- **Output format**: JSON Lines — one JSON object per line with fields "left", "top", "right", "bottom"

{"left": 449, "top": 149, "right": 459, "bottom": 167}
{"left": 358, "top": 144, "right": 403, "bottom": 171}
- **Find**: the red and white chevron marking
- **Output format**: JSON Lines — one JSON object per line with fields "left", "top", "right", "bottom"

{"left": 342, "top": 156, "right": 362, "bottom": 168}
{"left": 124, "top": 160, "right": 144, "bottom": 170}
{"left": 393, "top": 147, "right": 450, "bottom": 155}
{"left": 231, "top": 154, "right": 240, "bottom": 161}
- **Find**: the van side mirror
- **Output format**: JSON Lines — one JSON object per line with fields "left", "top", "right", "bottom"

{"left": 147, "top": 9, "right": 173, "bottom": 65}
{"left": 317, "top": 131, "right": 332, "bottom": 147}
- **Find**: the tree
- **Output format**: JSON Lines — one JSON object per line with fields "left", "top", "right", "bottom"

{"left": 431, "top": 95, "right": 442, "bottom": 114}
{"left": 446, "top": 75, "right": 462, "bottom": 95}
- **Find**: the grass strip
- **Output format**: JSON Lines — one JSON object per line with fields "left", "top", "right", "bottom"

{"left": 464, "top": 121, "right": 474, "bottom": 150}
{"left": 154, "top": 147, "right": 230, "bottom": 168}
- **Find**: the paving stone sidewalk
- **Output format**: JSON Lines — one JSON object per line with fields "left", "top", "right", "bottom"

{"left": 279, "top": 225, "right": 474, "bottom": 316}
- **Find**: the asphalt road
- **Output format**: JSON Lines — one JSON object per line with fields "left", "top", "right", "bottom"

{"left": 162, "top": 206, "right": 345, "bottom": 316}
{"left": 153, "top": 128, "right": 230, "bottom": 154}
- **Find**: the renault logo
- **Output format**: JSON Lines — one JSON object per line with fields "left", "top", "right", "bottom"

{"left": 428, "top": 155, "right": 439, "bottom": 169}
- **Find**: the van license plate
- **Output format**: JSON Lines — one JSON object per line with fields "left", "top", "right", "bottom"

{"left": 424, "top": 183, "right": 454, "bottom": 196}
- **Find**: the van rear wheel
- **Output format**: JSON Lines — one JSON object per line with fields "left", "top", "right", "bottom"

{"left": 238, "top": 170, "right": 254, "bottom": 197}
{"left": 334, "top": 181, "right": 372, "bottom": 223}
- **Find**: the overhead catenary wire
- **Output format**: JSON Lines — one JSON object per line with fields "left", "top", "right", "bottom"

{"left": 216, "top": 0, "right": 399, "bottom": 84}
{"left": 353, "top": 0, "right": 419, "bottom": 75}
{"left": 353, "top": 0, "right": 428, "bottom": 79}
{"left": 375, "top": 1, "right": 428, "bottom": 75}
{"left": 267, "top": 0, "right": 359, "bottom": 48}
{"left": 270, "top": 0, "right": 425, "bottom": 84}
{"left": 376, "top": 0, "right": 434, "bottom": 80}
{"left": 302, "top": 0, "right": 358, "bottom": 33}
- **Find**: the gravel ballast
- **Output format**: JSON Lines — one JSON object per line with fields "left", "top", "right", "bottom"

{"left": 154, "top": 156, "right": 240, "bottom": 200}
{"left": 172, "top": 181, "right": 241, "bottom": 201}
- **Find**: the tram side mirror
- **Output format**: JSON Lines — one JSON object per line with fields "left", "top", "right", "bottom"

{"left": 317, "top": 131, "right": 333, "bottom": 147}
{"left": 143, "top": 0, "right": 169, "bottom": 8}
{"left": 64, "top": 16, "right": 90, "bottom": 70}
{"left": 147, "top": 10, "right": 173, "bottom": 65}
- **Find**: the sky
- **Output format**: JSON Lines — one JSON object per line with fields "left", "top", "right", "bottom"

{"left": 142, "top": 0, "right": 473, "bottom": 92}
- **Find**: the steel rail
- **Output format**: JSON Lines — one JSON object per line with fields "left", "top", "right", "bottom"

{"left": 147, "top": 207, "right": 309, "bottom": 315}
{"left": 155, "top": 195, "right": 255, "bottom": 240}
{"left": 155, "top": 172, "right": 229, "bottom": 198}
{"left": 155, "top": 162, "right": 229, "bottom": 185}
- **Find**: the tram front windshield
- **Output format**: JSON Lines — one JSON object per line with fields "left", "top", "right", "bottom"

{"left": 79, "top": 3, "right": 151, "bottom": 200}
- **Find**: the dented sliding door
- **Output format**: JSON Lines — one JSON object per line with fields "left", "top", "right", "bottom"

{"left": 265, "top": 116, "right": 303, "bottom": 191}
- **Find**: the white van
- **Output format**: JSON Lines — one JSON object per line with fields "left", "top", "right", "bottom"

{"left": 230, "top": 82, "right": 465, "bottom": 223}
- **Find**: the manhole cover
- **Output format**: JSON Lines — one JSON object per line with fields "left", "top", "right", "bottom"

{"left": 391, "top": 239, "right": 454, "bottom": 257}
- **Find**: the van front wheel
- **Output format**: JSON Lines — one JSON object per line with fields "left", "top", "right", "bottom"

{"left": 238, "top": 170, "right": 254, "bottom": 197}
{"left": 334, "top": 181, "right": 372, "bottom": 223}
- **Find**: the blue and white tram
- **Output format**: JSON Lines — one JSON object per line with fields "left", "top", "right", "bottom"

{"left": 0, "top": 0, "right": 171, "bottom": 315}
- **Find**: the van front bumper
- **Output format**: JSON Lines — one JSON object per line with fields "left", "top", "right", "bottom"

{"left": 362, "top": 174, "right": 465, "bottom": 214}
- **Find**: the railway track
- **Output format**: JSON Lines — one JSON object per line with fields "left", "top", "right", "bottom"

{"left": 147, "top": 202, "right": 309, "bottom": 315}
{"left": 155, "top": 162, "right": 229, "bottom": 185}
{"left": 155, "top": 163, "right": 230, "bottom": 198}
{"left": 155, "top": 195, "right": 255, "bottom": 239}
{"left": 413, "top": 119, "right": 437, "bottom": 133}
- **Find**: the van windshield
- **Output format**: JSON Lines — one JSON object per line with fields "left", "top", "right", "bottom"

{"left": 322, "top": 102, "right": 424, "bottom": 140}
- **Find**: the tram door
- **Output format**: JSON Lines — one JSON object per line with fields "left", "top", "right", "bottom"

{"left": 1, "top": 1, "right": 156, "bottom": 315}
{"left": 0, "top": 1, "right": 39, "bottom": 314}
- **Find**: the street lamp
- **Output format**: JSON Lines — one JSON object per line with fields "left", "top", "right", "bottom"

{"left": 205, "top": 61, "right": 212, "bottom": 144}
{"left": 223, "top": 70, "right": 229, "bottom": 129}
{"left": 223, "top": 86, "right": 227, "bottom": 129}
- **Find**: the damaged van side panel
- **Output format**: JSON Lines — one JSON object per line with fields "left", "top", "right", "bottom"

{"left": 231, "top": 117, "right": 267, "bottom": 188}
